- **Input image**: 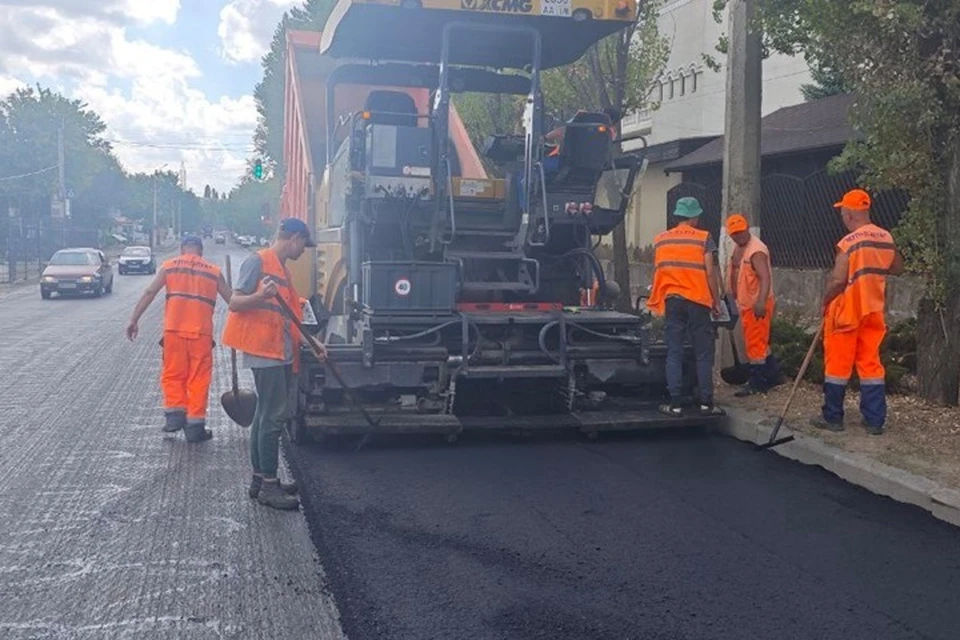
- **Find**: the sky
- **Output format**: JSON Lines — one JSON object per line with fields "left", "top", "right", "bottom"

{"left": 0, "top": 0, "right": 302, "bottom": 193}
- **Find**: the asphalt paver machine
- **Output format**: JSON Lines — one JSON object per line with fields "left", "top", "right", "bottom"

{"left": 287, "top": 0, "right": 716, "bottom": 442}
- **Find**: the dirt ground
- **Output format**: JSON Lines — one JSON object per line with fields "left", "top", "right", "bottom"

{"left": 716, "top": 378, "right": 960, "bottom": 491}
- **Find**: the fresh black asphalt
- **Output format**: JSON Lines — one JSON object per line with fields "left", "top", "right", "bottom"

{"left": 287, "top": 429, "right": 960, "bottom": 640}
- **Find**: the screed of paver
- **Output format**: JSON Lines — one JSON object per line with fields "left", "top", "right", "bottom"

{"left": 0, "top": 246, "right": 345, "bottom": 640}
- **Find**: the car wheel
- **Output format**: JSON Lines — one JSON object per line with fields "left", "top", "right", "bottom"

{"left": 41, "top": 290, "right": 51, "bottom": 300}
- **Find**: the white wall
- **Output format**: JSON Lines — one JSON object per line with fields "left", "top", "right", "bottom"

{"left": 609, "top": 0, "right": 813, "bottom": 250}
{"left": 631, "top": 0, "right": 812, "bottom": 144}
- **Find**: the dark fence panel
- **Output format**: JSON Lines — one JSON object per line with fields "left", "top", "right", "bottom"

{"left": 1, "top": 216, "right": 103, "bottom": 284}
{"left": 666, "top": 168, "right": 909, "bottom": 269}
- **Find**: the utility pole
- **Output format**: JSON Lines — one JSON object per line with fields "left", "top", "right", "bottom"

{"left": 720, "top": 0, "right": 762, "bottom": 365}
{"left": 152, "top": 174, "right": 158, "bottom": 249}
{"left": 57, "top": 119, "right": 69, "bottom": 219}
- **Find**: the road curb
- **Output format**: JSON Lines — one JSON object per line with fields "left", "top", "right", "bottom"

{"left": 720, "top": 407, "right": 960, "bottom": 529}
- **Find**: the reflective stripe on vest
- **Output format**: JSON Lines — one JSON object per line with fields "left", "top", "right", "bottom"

{"left": 734, "top": 235, "right": 773, "bottom": 310}
{"left": 830, "top": 224, "right": 895, "bottom": 329}
{"left": 646, "top": 225, "right": 713, "bottom": 314}
{"left": 220, "top": 248, "right": 303, "bottom": 369}
{"left": 163, "top": 255, "right": 221, "bottom": 336}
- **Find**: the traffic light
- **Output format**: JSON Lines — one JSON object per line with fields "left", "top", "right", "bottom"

{"left": 253, "top": 159, "right": 263, "bottom": 180}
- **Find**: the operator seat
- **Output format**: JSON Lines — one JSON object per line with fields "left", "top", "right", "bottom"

{"left": 547, "top": 111, "right": 613, "bottom": 189}
{"left": 364, "top": 91, "right": 418, "bottom": 127}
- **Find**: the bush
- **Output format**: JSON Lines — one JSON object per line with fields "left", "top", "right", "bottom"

{"left": 768, "top": 316, "right": 917, "bottom": 393}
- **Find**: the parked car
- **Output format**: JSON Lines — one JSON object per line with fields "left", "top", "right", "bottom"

{"left": 215, "top": 233, "right": 226, "bottom": 245}
{"left": 237, "top": 236, "right": 252, "bottom": 247}
{"left": 118, "top": 245, "right": 156, "bottom": 275}
{"left": 259, "top": 237, "right": 269, "bottom": 247}
{"left": 40, "top": 248, "right": 114, "bottom": 299}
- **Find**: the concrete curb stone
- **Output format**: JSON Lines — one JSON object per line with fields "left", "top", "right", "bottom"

{"left": 720, "top": 407, "right": 960, "bottom": 529}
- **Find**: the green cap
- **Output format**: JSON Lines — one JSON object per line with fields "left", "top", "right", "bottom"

{"left": 673, "top": 197, "right": 703, "bottom": 218}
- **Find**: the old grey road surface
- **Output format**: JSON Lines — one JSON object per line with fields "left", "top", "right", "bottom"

{"left": 0, "top": 243, "right": 344, "bottom": 640}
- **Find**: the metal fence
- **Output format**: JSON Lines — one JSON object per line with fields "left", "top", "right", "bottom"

{"left": 666, "top": 168, "right": 909, "bottom": 269}
{"left": 1, "top": 216, "right": 102, "bottom": 284}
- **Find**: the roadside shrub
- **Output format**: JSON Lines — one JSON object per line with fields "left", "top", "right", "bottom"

{"left": 768, "top": 316, "right": 917, "bottom": 393}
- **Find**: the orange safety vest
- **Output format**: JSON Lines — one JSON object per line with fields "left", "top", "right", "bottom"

{"left": 163, "top": 254, "right": 221, "bottom": 337}
{"left": 731, "top": 235, "right": 774, "bottom": 311}
{"left": 221, "top": 248, "right": 303, "bottom": 370}
{"left": 829, "top": 223, "right": 896, "bottom": 331}
{"left": 647, "top": 224, "right": 714, "bottom": 314}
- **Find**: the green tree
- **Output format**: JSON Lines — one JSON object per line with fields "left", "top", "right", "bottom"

{"left": 712, "top": 0, "right": 960, "bottom": 405}
{"left": 252, "top": 0, "right": 336, "bottom": 174}
{"left": 0, "top": 86, "right": 127, "bottom": 229}
{"left": 800, "top": 57, "right": 851, "bottom": 101}
{"left": 539, "top": 1, "right": 670, "bottom": 311}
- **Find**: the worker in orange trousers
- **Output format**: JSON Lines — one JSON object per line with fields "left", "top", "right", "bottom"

{"left": 814, "top": 189, "right": 904, "bottom": 435}
{"left": 725, "top": 214, "right": 780, "bottom": 396}
{"left": 126, "top": 235, "right": 232, "bottom": 442}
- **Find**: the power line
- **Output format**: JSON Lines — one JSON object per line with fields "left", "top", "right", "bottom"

{"left": 0, "top": 165, "right": 59, "bottom": 182}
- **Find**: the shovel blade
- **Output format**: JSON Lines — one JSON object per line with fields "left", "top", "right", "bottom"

{"left": 720, "top": 365, "right": 751, "bottom": 386}
{"left": 221, "top": 389, "right": 257, "bottom": 427}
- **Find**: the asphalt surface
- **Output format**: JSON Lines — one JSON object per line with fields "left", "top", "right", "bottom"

{"left": 0, "top": 243, "right": 344, "bottom": 640}
{"left": 288, "top": 418, "right": 960, "bottom": 639}
{"left": 4, "top": 241, "right": 960, "bottom": 640}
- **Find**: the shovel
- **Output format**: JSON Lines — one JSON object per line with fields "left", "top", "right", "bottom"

{"left": 220, "top": 254, "right": 257, "bottom": 427}
{"left": 720, "top": 329, "right": 751, "bottom": 386}
{"left": 757, "top": 322, "right": 824, "bottom": 451}
{"left": 273, "top": 294, "right": 382, "bottom": 441}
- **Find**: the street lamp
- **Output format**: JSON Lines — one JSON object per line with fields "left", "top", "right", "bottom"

{"left": 153, "top": 163, "right": 168, "bottom": 248}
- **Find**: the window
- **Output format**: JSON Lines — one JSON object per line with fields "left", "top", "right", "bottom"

{"left": 680, "top": 74, "right": 686, "bottom": 96}
{"left": 49, "top": 251, "right": 98, "bottom": 266}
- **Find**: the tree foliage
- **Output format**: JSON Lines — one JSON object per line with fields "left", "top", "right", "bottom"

{"left": 252, "top": 0, "right": 336, "bottom": 175}
{"left": 0, "top": 86, "right": 215, "bottom": 242}
{"left": 540, "top": 0, "right": 669, "bottom": 120}
{"left": 799, "top": 57, "right": 850, "bottom": 101}
{"left": 712, "top": 0, "right": 960, "bottom": 404}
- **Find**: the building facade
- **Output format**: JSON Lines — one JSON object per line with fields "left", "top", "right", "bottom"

{"left": 616, "top": 0, "right": 812, "bottom": 251}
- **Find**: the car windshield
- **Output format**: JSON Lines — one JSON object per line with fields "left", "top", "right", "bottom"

{"left": 122, "top": 247, "right": 150, "bottom": 256}
{"left": 49, "top": 251, "right": 98, "bottom": 266}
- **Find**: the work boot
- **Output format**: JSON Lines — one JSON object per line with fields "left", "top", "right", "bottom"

{"left": 734, "top": 384, "right": 758, "bottom": 398}
{"left": 810, "top": 416, "right": 844, "bottom": 432}
{"left": 183, "top": 422, "right": 213, "bottom": 443}
{"left": 248, "top": 474, "right": 298, "bottom": 499}
{"left": 257, "top": 479, "right": 300, "bottom": 511}
{"left": 698, "top": 404, "right": 726, "bottom": 417}
{"left": 163, "top": 410, "right": 186, "bottom": 433}
{"left": 861, "top": 418, "right": 885, "bottom": 436}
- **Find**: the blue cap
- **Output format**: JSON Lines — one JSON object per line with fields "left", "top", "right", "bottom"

{"left": 181, "top": 234, "right": 203, "bottom": 248}
{"left": 278, "top": 217, "right": 316, "bottom": 246}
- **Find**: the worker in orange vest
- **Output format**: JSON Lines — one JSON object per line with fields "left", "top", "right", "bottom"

{"left": 814, "top": 189, "right": 904, "bottom": 435}
{"left": 126, "top": 235, "right": 232, "bottom": 442}
{"left": 222, "top": 218, "right": 326, "bottom": 510}
{"left": 725, "top": 214, "right": 781, "bottom": 396}
{"left": 647, "top": 196, "right": 725, "bottom": 417}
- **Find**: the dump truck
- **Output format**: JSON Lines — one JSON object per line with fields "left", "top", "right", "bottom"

{"left": 278, "top": 0, "right": 723, "bottom": 443}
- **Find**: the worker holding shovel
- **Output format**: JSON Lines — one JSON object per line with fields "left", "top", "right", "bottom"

{"left": 222, "top": 218, "right": 326, "bottom": 510}
{"left": 126, "top": 235, "right": 232, "bottom": 443}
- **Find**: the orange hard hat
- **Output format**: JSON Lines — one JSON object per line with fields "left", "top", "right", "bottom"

{"left": 726, "top": 214, "right": 749, "bottom": 235}
{"left": 834, "top": 189, "right": 871, "bottom": 211}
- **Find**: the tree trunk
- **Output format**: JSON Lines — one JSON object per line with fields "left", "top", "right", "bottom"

{"left": 916, "top": 294, "right": 960, "bottom": 405}
{"left": 612, "top": 223, "right": 632, "bottom": 312}
{"left": 916, "top": 135, "right": 960, "bottom": 405}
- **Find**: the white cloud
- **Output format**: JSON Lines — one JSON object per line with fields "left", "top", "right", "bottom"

{"left": 218, "top": 0, "right": 299, "bottom": 64}
{"left": 0, "top": 1, "right": 258, "bottom": 193}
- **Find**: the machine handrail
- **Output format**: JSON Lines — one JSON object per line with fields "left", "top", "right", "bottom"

{"left": 527, "top": 160, "right": 550, "bottom": 247}
{"left": 441, "top": 156, "right": 456, "bottom": 245}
